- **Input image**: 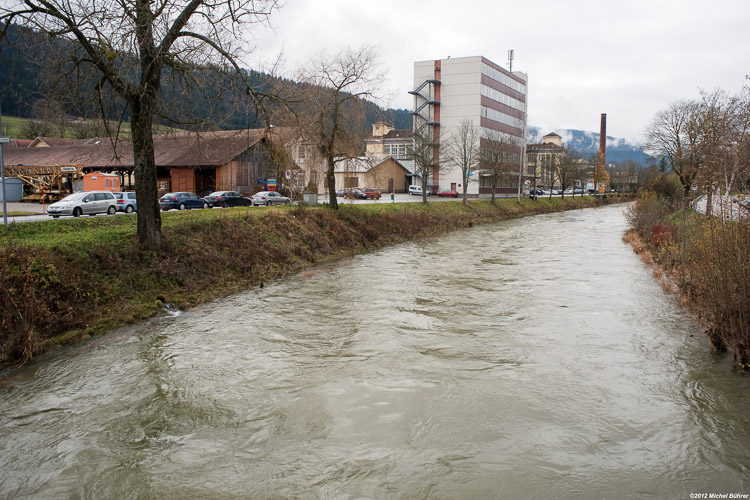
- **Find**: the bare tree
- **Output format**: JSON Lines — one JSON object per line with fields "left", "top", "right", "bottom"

{"left": 644, "top": 99, "right": 701, "bottom": 198}
{"left": 20, "top": 118, "right": 52, "bottom": 139}
{"left": 295, "top": 46, "right": 381, "bottom": 209}
{"left": 411, "top": 127, "right": 438, "bottom": 204}
{"left": 553, "top": 148, "right": 587, "bottom": 198}
{"left": 442, "top": 119, "right": 480, "bottom": 204}
{"left": 2, "top": 0, "right": 280, "bottom": 249}
{"left": 31, "top": 98, "right": 67, "bottom": 137}
{"left": 480, "top": 129, "right": 516, "bottom": 204}
{"left": 71, "top": 119, "right": 108, "bottom": 140}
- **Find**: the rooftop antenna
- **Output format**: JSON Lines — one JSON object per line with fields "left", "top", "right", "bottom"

{"left": 508, "top": 49, "right": 514, "bottom": 72}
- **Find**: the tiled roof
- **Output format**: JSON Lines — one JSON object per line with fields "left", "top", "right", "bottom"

{"left": 384, "top": 129, "right": 412, "bottom": 139}
{"left": 4, "top": 129, "right": 272, "bottom": 169}
{"left": 4, "top": 139, "right": 34, "bottom": 149}
{"left": 365, "top": 129, "right": 413, "bottom": 142}
{"left": 334, "top": 156, "right": 408, "bottom": 173}
{"left": 31, "top": 137, "right": 91, "bottom": 147}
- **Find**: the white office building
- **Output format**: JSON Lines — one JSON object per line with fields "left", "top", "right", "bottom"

{"left": 411, "top": 55, "right": 528, "bottom": 195}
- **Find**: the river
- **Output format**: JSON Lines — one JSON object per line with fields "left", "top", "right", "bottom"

{"left": 1, "top": 203, "right": 748, "bottom": 499}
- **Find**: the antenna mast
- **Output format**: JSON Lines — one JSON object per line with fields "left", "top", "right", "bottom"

{"left": 508, "top": 49, "right": 514, "bottom": 72}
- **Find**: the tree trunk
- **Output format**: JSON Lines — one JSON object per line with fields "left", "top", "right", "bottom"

{"left": 326, "top": 171, "right": 338, "bottom": 209}
{"left": 131, "top": 100, "right": 162, "bottom": 249}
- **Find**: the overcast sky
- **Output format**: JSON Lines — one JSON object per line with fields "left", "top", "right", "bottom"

{"left": 250, "top": 0, "right": 749, "bottom": 144}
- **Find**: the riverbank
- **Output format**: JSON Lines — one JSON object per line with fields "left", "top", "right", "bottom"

{"left": 624, "top": 189, "right": 750, "bottom": 373}
{"left": 0, "top": 196, "right": 626, "bottom": 365}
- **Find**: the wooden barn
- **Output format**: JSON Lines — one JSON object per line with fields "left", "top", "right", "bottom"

{"left": 3, "top": 129, "right": 298, "bottom": 198}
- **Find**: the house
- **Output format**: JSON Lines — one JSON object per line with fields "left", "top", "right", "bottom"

{"left": 334, "top": 156, "right": 411, "bottom": 193}
{"left": 526, "top": 133, "right": 565, "bottom": 189}
{"left": 364, "top": 122, "right": 413, "bottom": 162}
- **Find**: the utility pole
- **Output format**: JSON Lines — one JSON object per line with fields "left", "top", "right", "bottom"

{"left": 1, "top": 102, "right": 10, "bottom": 226}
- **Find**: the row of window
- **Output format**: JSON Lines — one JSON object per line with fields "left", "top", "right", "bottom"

{"left": 480, "top": 106, "right": 525, "bottom": 131}
{"left": 527, "top": 153, "right": 554, "bottom": 166}
{"left": 480, "top": 84, "right": 526, "bottom": 114}
{"left": 480, "top": 127, "right": 524, "bottom": 147}
{"left": 384, "top": 144, "right": 413, "bottom": 158}
{"left": 479, "top": 173, "right": 516, "bottom": 188}
{"left": 481, "top": 63, "right": 526, "bottom": 94}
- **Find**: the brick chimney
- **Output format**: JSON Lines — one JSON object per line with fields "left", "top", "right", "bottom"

{"left": 599, "top": 113, "right": 606, "bottom": 167}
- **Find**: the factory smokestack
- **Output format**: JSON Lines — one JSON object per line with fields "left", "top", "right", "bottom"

{"left": 599, "top": 113, "right": 607, "bottom": 167}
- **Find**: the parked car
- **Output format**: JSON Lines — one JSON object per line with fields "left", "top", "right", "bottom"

{"left": 252, "top": 191, "right": 291, "bottom": 206}
{"left": 159, "top": 192, "right": 209, "bottom": 211}
{"left": 529, "top": 188, "right": 543, "bottom": 196}
{"left": 437, "top": 189, "right": 459, "bottom": 198}
{"left": 204, "top": 190, "right": 252, "bottom": 208}
{"left": 337, "top": 188, "right": 367, "bottom": 200}
{"left": 360, "top": 187, "right": 382, "bottom": 199}
{"left": 409, "top": 185, "right": 424, "bottom": 196}
{"left": 573, "top": 187, "right": 584, "bottom": 194}
{"left": 113, "top": 192, "right": 137, "bottom": 213}
{"left": 47, "top": 191, "right": 118, "bottom": 218}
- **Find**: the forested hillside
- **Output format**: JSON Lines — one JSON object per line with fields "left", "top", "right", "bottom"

{"left": 0, "top": 23, "right": 412, "bottom": 135}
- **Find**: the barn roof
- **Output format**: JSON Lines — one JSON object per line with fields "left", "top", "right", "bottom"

{"left": 4, "top": 129, "right": 274, "bottom": 169}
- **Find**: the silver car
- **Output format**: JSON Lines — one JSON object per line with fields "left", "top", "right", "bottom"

{"left": 252, "top": 191, "right": 291, "bottom": 206}
{"left": 47, "top": 191, "right": 118, "bottom": 218}
{"left": 113, "top": 192, "right": 137, "bottom": 213}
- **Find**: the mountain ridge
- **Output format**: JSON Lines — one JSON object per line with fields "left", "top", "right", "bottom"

{"left": 531, "top": 127, "right": 652, "bottom": 165}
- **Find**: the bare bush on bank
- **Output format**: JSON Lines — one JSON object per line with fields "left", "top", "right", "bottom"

{"left": 633, "top": 80, "right": 750, "bottom": 372}
{"left": 627, "top": 175, "right": 750, "bottom": 373}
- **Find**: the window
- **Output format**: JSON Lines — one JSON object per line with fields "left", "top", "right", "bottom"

{"left": 481, "top": 106, "right": 525, "bottom": 130}
{"left": 480, "top": 84, "right": 526, "bottom": 113}
{"left": 481, "top": 63, "right": 527, "bottom": 94}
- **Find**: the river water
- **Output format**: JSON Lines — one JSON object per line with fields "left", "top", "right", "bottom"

{"left": 1, "top": 204, "right": 749, "bottom": 499}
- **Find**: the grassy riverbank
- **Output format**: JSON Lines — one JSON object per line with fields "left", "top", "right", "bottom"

{"left": 1, "top": 196, "right": 622, "bottom": 365}
{"left": 624, "top": 183, "right": 750, "bottom": 373}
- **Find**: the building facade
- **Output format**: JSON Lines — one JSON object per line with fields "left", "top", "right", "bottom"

{"left": 526, "top": 132, "right": 565, "bottom": 189}
{"left": 364, "top": 122, "right": 413, "bottom": 162}
{"left": 412, "top": 55, "right": 528, "bottom": 195}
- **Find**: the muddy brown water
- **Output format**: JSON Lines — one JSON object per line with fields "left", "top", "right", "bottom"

{"left": 1, "top": 204, "right": 749, "bottom": 499}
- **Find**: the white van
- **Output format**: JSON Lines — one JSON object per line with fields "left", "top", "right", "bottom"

{"left": 408, "top": 185, "right": 423, "bottom": 196}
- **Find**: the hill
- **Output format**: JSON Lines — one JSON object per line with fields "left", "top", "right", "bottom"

{"left": 0, "top": 23, "right": 412, "bottom": 136}
{"left": 530, "top": 126, "right": 653, "bottom": 166}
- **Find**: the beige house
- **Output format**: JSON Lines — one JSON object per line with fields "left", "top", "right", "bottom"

{"left": 334, "top": 156, "right": 410, "bottom": 193}
{"left": 364, "top": 122, "right": 413, "bottom": 162}
{"left": 526, "top": 132, "right": 565, "bottom": 189}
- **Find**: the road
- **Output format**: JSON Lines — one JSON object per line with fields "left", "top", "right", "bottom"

{"left": 1, "top": 192, "right": 529, "bottom": 224}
